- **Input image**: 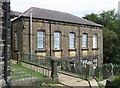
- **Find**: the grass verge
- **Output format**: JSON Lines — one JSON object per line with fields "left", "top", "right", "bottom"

{"left": 11, "top": 64, "right": 44, "bottom": 78}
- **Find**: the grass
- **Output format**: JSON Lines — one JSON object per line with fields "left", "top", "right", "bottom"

{"left": 98, "top": 82, "right": 104, "bottom": 88}
{"left": 11, "top": 64, "right": 44, "bottom": 79}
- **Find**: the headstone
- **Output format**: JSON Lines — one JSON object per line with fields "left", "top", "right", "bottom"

{"left": 86, "top": 61, "right": 94, "bottom": 80}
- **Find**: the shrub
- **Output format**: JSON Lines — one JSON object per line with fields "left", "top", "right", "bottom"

{"left": 111, "top": 75, "right": 120, "bottom": 88}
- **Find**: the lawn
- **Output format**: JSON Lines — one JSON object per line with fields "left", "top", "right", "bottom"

{"left": 11, "top": 64, "right": 44, "bottom": 79}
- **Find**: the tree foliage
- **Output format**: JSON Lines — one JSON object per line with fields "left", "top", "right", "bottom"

{"left": 111, "top": 75, "right": 120, "bottom": 88}
{"left": 83, "top": 10, "right": 120, "bottom": 64}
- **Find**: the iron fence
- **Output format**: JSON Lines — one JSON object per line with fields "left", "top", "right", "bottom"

{"left": 12, "top": 52, "right": 120, "bottom": 85}
{"left": 59, "top": 57, "right": 88, "bottom": 79}
{"left": 10, "top": 53, "right": 56, "bottom": 87}
{"left": 94, "top": 63, "right": 120, "bottom": 81}
{"left": 21, "top": 53, "right": 52, "bottom": 69}
{"left": 10, "top": 58, "right": 52, "bottom": 87}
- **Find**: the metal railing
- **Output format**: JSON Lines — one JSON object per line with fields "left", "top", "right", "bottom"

{"left": 59, "top": 56, "right": 88, "bottom": 79}
{"left": 21, "top": 53, "right": 52, "bottom": 69}
{"left": 94, "top": 63, "right": 120, "bottom": 81}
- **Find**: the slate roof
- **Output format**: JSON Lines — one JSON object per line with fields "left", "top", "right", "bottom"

{"left": 10, "top": 10, "right": 22, "bottom": 17}
{"left": 13, "top": 7, "right": 103, "bottom": 27}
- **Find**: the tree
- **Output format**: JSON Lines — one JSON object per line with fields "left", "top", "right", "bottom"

{"left": 103, "top": 29, "right": 119, "bottom": 64}
{"left": 83, "top": 13, "right": 101, "bottom": 24}
{"left": 83, "top": 10, "right": 120, "bottom": 64}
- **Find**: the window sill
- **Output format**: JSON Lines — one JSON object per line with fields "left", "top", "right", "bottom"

{"left": 81, "top": 48, "right": 89, "bottom": 51}
{"left": 68, "top": 49, "right": 77, "bottom": 51}
{"left": 35, "top": 49, "right": 47, "bottom": 53}
{"left": 52, "top": 49, "right": 63, "bottom": 52}
{"left": 92, "top": 48, "right": 99, "bottom": 50}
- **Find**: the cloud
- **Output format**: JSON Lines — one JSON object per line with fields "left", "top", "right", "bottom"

{"left": 11, "top": 0, "right": 119, "bottom": 17}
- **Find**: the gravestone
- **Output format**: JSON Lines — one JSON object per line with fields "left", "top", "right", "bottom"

{"left": 86, "top": 61, "right": 94, "bottom": 80}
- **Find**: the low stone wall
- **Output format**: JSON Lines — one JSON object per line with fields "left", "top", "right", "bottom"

{"left": 21, "top": 62, "right": 51, "bottom": 77}
{"left": 11, "top": 77, "right": 52, "bottom": 86}
{"left": 10, "top": 60, "right": 51, "bottom": 77}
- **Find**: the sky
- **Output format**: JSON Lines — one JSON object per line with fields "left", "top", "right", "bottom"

{"left": 11, "top": 0, "right": 120, "bottom": 17}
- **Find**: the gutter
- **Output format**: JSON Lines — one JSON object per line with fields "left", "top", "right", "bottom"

{"left": 78, "top": 26, "right": 80, "bottom": 59}
{"left": 49, "top": 21, "right": 52, "bottom": 56}
{"left": 30, "top": 10, "right": 32, "bottom": 60}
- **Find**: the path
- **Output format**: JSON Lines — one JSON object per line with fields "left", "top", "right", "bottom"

{"left": 11, "top": 60, "right": 99, "bottom": 87}
{"left": 58, "top": 73, "right": 90, "bottom": 87}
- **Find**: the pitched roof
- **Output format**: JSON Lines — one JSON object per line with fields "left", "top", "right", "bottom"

{"left": 13, "top": 7, "right": 103, "bottom": 27}
{"left": 10, "top": 10, "right": 22, "bottom": 17}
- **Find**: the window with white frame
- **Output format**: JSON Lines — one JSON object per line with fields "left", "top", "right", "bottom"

{"left": 37, "top": 31, "right": 45, "bottom": 50}
{"left": 93, "top": 57, "right": 98, "bottom": 69}
{"left": 82, "top": 59, "right": 88, "bottom": 67}
{"left": 54, "top": 32, "right": 61, "bottom": 49}
{"left": 82, "top": 33, "right": 88, "bottom": 48}
{"left": 93, "top": 34, "right": 98, "bottom": 49}
{"left": 69, "top": 32, "right": 75, "bottom": 49}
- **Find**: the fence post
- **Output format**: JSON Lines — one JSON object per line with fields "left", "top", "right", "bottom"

{"left": 17, "top": 52, "right": 21, "bottom": 65}
{"left": 86, "top": 61, "right": 94, "bottom": 80}
{"left": 51, "top": 59, "right": 58, "bottom": 83}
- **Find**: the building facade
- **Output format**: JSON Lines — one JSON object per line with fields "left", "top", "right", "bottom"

{"left": 0, "top": 0, "right": 10, "bottom": 87}
{"left": 11, "top": 7, "right": 103, "bottom": 68}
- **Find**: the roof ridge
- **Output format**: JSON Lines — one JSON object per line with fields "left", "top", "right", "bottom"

{"left": 12, "top": 7, "right": 103, "bottom": 27}
{"left": 30, "top": 7, "right": 70, "bottom": 14}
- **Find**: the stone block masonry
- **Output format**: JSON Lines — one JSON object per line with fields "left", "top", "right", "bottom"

{"left": 0, "top": 0, "right": 10, "bottom": 87}
{"left": 0, "top": 1, "right": 4, "bottom": 87}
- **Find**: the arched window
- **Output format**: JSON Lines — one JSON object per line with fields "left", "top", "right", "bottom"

{"left": 54, "top": 32, "right": 61, "bottom": 49}
{"left": 82, "top": 59, "right": 88, "bottom": 67}
{"left": 37, "top": 31, "right": 45, "bottom": 50}
{"left": 93, "top": 34, "right": 98, "bottom": 49}
{"left": 93, "top": 57, "right": 98, "bottom": 69}
{"left": 69, "top": 32, "right": 75, "bottom": 49}
{"left": 82, "top": 33, "right": 88, "bottom": 48}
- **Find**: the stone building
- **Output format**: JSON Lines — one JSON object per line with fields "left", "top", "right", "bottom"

{"left": 11, "top": 7, "right": 103, "bottom": 68}
{"left": 0, "top": 0, "right": 10, "bottom": 87}
{"left": 10, "top": 10, "right": 22, "bottom": 19}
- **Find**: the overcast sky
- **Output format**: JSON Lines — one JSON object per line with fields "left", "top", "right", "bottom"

{"left": 11, "top": 0, "right": 120, "bottom": 17}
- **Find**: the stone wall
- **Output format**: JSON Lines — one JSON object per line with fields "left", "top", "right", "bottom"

{"left": 0, "top": 1, "right": 4, "bottom": 87}
{"left": 11, "top": 17, "right": 103, "bottom": 67}
{"left": 0, "top": 0, "right": 10, "bottom": 87}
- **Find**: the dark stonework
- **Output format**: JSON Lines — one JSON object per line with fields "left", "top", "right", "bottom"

{"left": 0, "top": 0, "right": 10, "bottom": 87}
{"left": 11, "top": 17, "right": 103, "bottom": 67}
{"left": 11, "top": 7, "right": 103, "bottom": 81}
{"left": 0, "top": 1, "right": 4, "bottom": 87}
{"left": 51, "top": 59, "right": 58, "bottom": 83}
